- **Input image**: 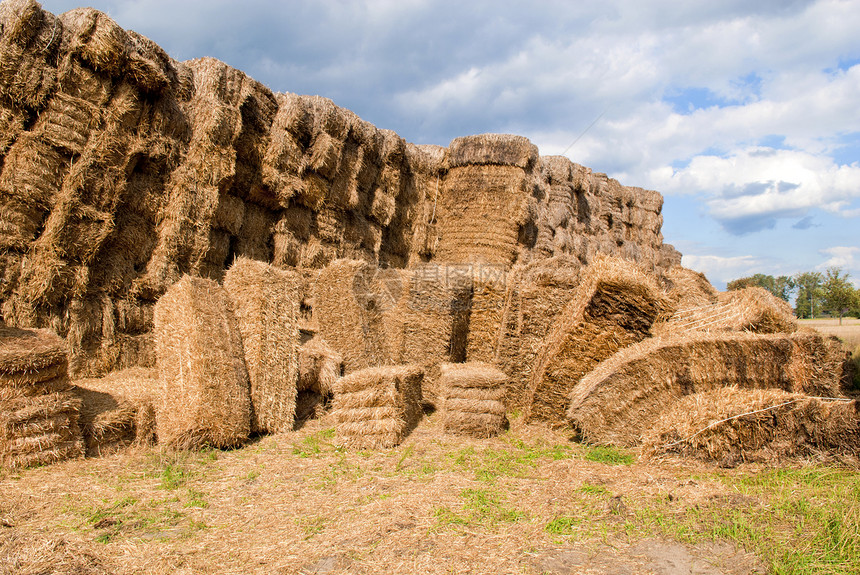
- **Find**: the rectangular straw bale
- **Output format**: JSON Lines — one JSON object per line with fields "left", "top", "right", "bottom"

{"left": 32, "top": 92, "right": 99, "bottom": 155}
{"left": 332, "top": 365, "right": 423, "bottom": 449}
{"left": 313, "top": 260, "right": 398, "bottom": 373}
{"left": 0, "top": 326, "right": 68, "bottom": 380}
{"left": 447, "top": 134, "right": 539, "bottom": 169}
{"left": 73, "top": 367, "right": 158, "bottom": 456}
{"left": 643, "top": 387, "right": 860, "bottom": 466}
{"left": 525, "top": 256, "right": 663, "bottom": 426}
{"left": 435, "top": 165, "right": 529, "bottom": 265}
{"left": 0, "top": 134, "right": 69, "bottom": 211}
{"left": 0, "top": 391, "right": 84, "bottom": 469}
{"left": 153, "top": 275, "right": 250, "bottom": 449}
{"left": 223, "top": 257, "right": 300, "bottom": 434}
{"left": 440, "top": 362, "right": 508, "bottom": 438}
{"left": 567, "top": 330, "right": 850, "bottom": 448}
{"left": 0, "top": 41, "right": 57, "bottom": 110}
{"left": 388, "top": 264, "right": 472, "bottom": 403}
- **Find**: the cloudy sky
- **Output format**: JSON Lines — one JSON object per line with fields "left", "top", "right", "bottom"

{"left": 41, "top": 0, "right": 860, "bottom": 289}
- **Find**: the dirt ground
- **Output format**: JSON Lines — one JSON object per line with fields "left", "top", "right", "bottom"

{"left": 0, "top": 410, "right": 778, "bottom": 575}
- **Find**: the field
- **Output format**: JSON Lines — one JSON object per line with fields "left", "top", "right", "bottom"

{"left": 799, "top": 318, "right": 860, "bottom": 350}
{"left": 2, "top": 411, "right": 858, "bottom": 575}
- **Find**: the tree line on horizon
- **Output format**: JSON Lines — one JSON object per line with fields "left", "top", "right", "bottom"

{"left": 727, "top": 268, "right": 860, "bottom": 323}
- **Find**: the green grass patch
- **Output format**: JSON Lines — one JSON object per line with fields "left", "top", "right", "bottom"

{"left": 582, "top": 445, "right": 634, "bottom": 465}
{"left": 447, "top": 439, "right": 573, "bottom": 482}
{"left": 292, "top": 428, "right": 336, "bottom": 458}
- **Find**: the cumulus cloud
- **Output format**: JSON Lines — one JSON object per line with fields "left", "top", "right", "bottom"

{"left": 680, "top": 254, "right": 766, "bottom": 286}
{"left": 818, "top": 246, "right": 860, "bottom": 270}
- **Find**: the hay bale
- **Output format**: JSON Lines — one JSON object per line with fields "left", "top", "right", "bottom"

{"left": 153, "top": 275, "right": 251, "bottom": 449}
{"left": 388, "top": 263, "right": 472, "bottom": 404}
{"left": 298, "top": 336, "right": 343, "bottom": 396}
{"left": 567, "top": 330, "right": 851, "bottom": 447}
{"left": 525, "top": 256, "right": 663, "bottom": 425}
{"left": 661, "top": 266, "right": 718, "bottom": 308}
{"left": 32, "top": 92, "right": 99, "bottom": 155}
{"left": 74, "top": 367, "right": 158, "bottom": 456}
{"left": 435, "top": 164, "right": 531, "bottom": 265}
{"left": 0, "top": 391, "right": 84, "bottom": 469}
{"left": 332, "top": 365, "right": 423, "bottom": 449}
{"left": 312, "top": 260, "right": 402, "bottom": 373}
{"left": 223, "top": 258, "right": 300, "bottom": 434}
{"left": 0, "top": 326, "right": 67, "bottom": 379}
{"left": 643, "top": 387, "right": 860, "bottom": 466}
{"left": 440, "top": 362, "right": 508, "bottom": 438}
{"left": 447, "top": 134, "right": 539, "bottom": 169}
{"left": 60, "top": 8, "right": 129, "bottom": 77}
{"left": 657, "top": 286, "right": 797, "bottom": 336}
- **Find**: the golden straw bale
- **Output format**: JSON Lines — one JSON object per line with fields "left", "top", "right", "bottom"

{"left": 0, "top": 1, "right": 60, "bottom": 110}
{"left": 297, "top": 336, "right": 343, "bottom": 396}
{"left": 223, "top": 258, "right": 300, "bottom": 434}
{"left": 153, "top": 275, "right": 250, "bottom": 449}
{"left": 440, "top": 362, "right": 508, "bottom": 438}
{"left": 642, "top": 387, "right": 860, "bottom": 466}
{"left": 567, "top": 330, "right": 851, "bottom": 447}
{"left": 74, "top": 367, "right": 158, "bottom": 456}
{"left": 657, "top": 286, "right": 797, "bottom": 336}
{"left": 0, "top": 325, "right": 67, "bottom": 378}
{"left": 383, "top": 263, "right": 472, "bottom": 402}
{"left": 662, "top": 265, "right": 718, "bottom": 308}
{"left": 525, "top": 256, "right": 663, "bottom": 425}
{"left": 33, "top": 92, "right": 99, "bottom": 155}
{"left": 0, "top": 391, "right": 84, "bottom": 469}
{"left": 0, "top": 133, "right": 69, "bottom": 211}
{"left": 435, "top": 164, "right": 530, "bottom": 265}
{"left": 60, "top": 8, "right": 129, "bottom": 77}
{"left": 332, "top": 365, "right": 423, "bottom": 449}
{"left": 313, "top": 260, "right": 403, "bottom": 373}
{"left": 447, "top": 134, "right": 539, "bottom": 169}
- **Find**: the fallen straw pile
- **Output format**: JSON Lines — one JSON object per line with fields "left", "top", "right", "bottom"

{"left": 567, "top": 330, "right": 851, "bottom": 447}
{"left": 74, "top": 367, "right": 158, "bottom": 457}
{"left": 525, "top": 256, "right": 664, "bottom": 425}
{"left": 331, "top": 365, "right": 423, "bottom": 449}
{"left": 643, "top": 387, "right": 860, "bottom": 466}
{"left": 0, "top": 326, "right": 84, "bottom": 469}
{"left": 154, "top": 276, "right": 251, "bottom": 449}
{"left": 296, "top": 336, "right": 343, "bottom": 422}
{"left": 440, "top": 362, "right": 508, "bottom": 438}
{"left": 224, "top": 258, "right": 301, "bottom": 434}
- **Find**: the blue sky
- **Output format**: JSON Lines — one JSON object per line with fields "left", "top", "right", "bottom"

{"left": 41, "top": 0, "right": 860, "bottom": 290}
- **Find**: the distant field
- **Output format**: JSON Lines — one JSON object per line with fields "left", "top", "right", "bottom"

{"left": 798, "top": 318, "right": 860, "bottom": 350}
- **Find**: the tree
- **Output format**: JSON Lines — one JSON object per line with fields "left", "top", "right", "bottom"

{"left": 820, "top": 267, "right": 858, "bottom": 325}
{"left": 794, "top": 271, "right": 823, "bottom": 319}
{"left": 727, "top": 273, "right": 796, "bottom": 302}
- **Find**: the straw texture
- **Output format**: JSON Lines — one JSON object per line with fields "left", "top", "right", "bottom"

{"left": 153, "top": 276, "right": 251, "bottom": 449}
{"left": 440, "top": 362, "right": 508, "bottom": 438}
{"left": 331, "top": 365, "right": 423, "bottom": 449}
{"left": 224, "top": 258, "right": 300, "bottom": 434}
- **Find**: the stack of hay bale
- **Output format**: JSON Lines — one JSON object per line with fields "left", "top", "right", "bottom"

{"left": 153, "top": 275, "right": 251, "bottom": 449}
{"left": 331, "top": 365, "right": 423, "bottom": 449}
{"left": 566, "top": 330, "right": 851, "bottom": 447}
{"left": 224, "top": 257, "right": 300, "bottom": 434}
{"left": 74, "top": 367, "right": 158, "bottom": 456}
{"left": 440, "top": 362, "right": 508, "bottom": 438}
{"left": 525, "top": 256, "right": 665, "bottom": 425}
{"left": 0, "top": 326, "right": 84, "bottom": 469}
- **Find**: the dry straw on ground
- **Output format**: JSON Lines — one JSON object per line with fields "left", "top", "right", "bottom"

{"left": 643, "top": 387, "right": 860, "bottom": 466}
{"left": 331, "top": 365, "right": 423, "bottom": 449}
{"left": 224, "top": 258, "right": 300, "bottom": 434}
{"left": 440, "top": 362, "right": 508, "bottom": 438}
{"left": 73, "top": 367, "right": 157, "bottom": 457}
{"left": 525, "top": 256, "right": 664, "bottom": 425}
{"left": 567, "top": 330, "right": 851, "bottom": 447}
{"left": 153, "top": 275, "right": 251, "bottom": 449}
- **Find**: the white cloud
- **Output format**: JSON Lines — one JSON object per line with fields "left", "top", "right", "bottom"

{"left": 818, "top": 246, "right": 860, "bottom": 270}
{"left": 680, "top": 254, "right": 765, "bottom": 286}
